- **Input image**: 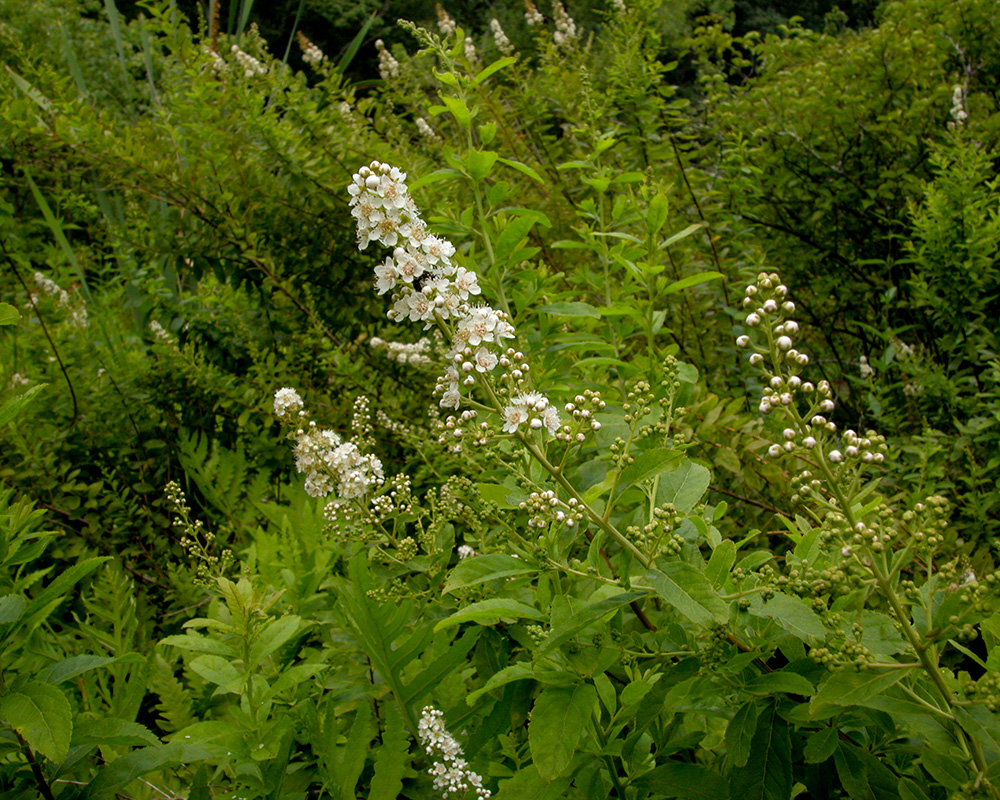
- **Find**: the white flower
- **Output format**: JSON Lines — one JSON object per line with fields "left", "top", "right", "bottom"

{"left": 524, "top": 0, "right": 544, "bottom": 25}
{"left": 502, "top": 405, "right": 529, "bottom": 433}
{"left": 457, "top": 545, "right": 476, "bottom": 559}
{"left": 490, "top": 19, "right": 514, "bottom": 53}
{"left": 274, "top": 388, "right": 304, "bottom": 420}
{"left": 541, "top": 405, "right": 561, "bottom": 435}
{"left": 474, "top": 347, "right": 498, "bottom": 373}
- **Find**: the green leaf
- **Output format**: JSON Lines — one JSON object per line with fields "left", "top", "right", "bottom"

{"left": 369, "top": 704, "right": 408, "bottom": 800}
{"left": 496, "top": 213, "right": 545, "bottom": 264}
{"left": 617, "top": 448, "right": 683, "bottom": 496}
{"left": 803, "top": 727, "right": 838, "bottom": 763}
{"left": 0, "top": 594, "right": 26, "bottom": 625}
{"left": 443, "top": 554, "right": 538, "bottom": 593}
{"left": 0, "top": 680, "right": 73, "bottom": 763}
{"left": 249, "top": 615, "right": 301, "bottom": 668}
{"left": 494, "top": 765, "right": 572, "bottom": 800}
{"left": 41, "top": 653, "right": 143, "bottom": 684}
{"left": 4, "top": 66, "right": 53, "bottom": 111}
{"left": 662, "top": 270, "right": 725, "bottom": 295}
{"left": 0, "top": 303, "right": 19, "bottom": 326}
{"left": 898, "top": 778, "right": 931, "bottom": 800}
{"left": 535, "top": 592, "right": 647, "bottom": 656}
{"left": 705, "top": 540, "right": 736, "bottom": 588}
{"left": 725, "top": 702, "right": 758, "bottom": 768}
{"left": 0, "top": 385, "right": 46, "bottom": 429}
{"left": 745, "top": 671, "right": 815, "bottom": 696}
{"left": 337, "top": 702, "right": 373, "bottom": 798}
{"left": 756, "top": 593, "right": 826, "bottom": 640}
{"left": 400, "top": 627, "right": 482, "bottom": 706}
{"left": 497, "top": 157, "right": 545, "bottom": 185}
{"left": 729, "top": 701, "right": 791, "bottom": 800}
{"left": 21, "top": 556, "right": 108, "bottom": 631}
{"left": 656, "top": 459, "right": 711, "bottom": 513}
{"left": 73, "top": 718, "right": 159, "bottom": 747}
{"left": 466, "top": 662, "right": 538, "bottom": 705}
{"left": 83, "top": 741, "right": 222, "bottom": 798}
{"left": 659, "top": 223, "right": 707, "bottom": 250}
{"left": 188, "top": 655, "right": 242, "bottom": 692}
{"left": 529, "top": 684, "right": 597, "bottom": 779}
{"left": 812, "top": 669, "right": 909, "bottom": 710}
{"left": 644, "top": 561, "right": 728, "bottom": 626}
{"left": 468, "top": 149, "right": 499, "bottom": 181}
{"left": 158, "top": 633, "right": 236, "bottom": 657}
{"left": 834, "top": 741, "right": 901, "bottom": 800}
{"left": 539, "top": 301, "right": 601, "bottom": 319}
{"left": 646, "top": 193, "right": 669, "bottom": 236}
{"left": 473, "top": 56, "right": 517, "bottom": 85}
{"left": 631, "top": 761, "right": 730, "bottom": 799}
{"left": 476, "top": 482, "right": 519, "bottom": 508}
{"left": 434, "top": 598, "right": 545, "bottom": 631}
{"left": 441, "top": 96, "right": 472, "bottom": 128}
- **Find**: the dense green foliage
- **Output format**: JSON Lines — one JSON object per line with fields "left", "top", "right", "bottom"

{"left": 1, "top": 0, "right": 999, "bottom": 798}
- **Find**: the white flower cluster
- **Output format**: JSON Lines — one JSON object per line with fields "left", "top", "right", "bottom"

{"left": 490, "top": 19, "right": 514, "bottom": 54}
{"left": 231, "top": 45, "right": 267, "bottom": 77}
{"left": 350, "top": 162, "right": 560, "bottom": 435}
{"left": 464, "top": 36, "right": 478, "bottom": 63}
{"left": 551, "top": 0, "right": 577, "bottom": 47}
{"left": 149, "top": 320, "right": 174, "bottom": 343}
{"left": 457, "top": 544, "right": 476, "bottom": 559}
{"left": 273, "top": 388, "right": 385, "bottom": 500}
{"left": 369, "top": 336, "right": 433, "bottom": 366}
{"left": 7, "top": 372, "right": 30, "bottom": 388}
{"left": 202, "top": 45, "right": 228, "bottom": 75}
{"left": 611, "top": 0, "right": 627, "bottom": 12}
{"left": 298, "top": 34, "right": 324, "bottom": 65}
{"left": 502, "top": 392, "right": 560, "bottom": 435}
{"left": 416, "top": 117, "right": 441, "bottom": 142}
{"left": 418, "top": 707, "right": 491, "bottom": 799}
{"left": 436, "top": 3, "right": 457, "bottom": 36}
{"left": 30, "top": 271, "right": 88, "bottom": 327}
{"left": 524, "top": 0, "right": 545, "bottom": 26}
{"left": 949, "top": 85, "right": 968, "bottom": 128}
{"left": 375, "top": 39, "right": 400, "bottom": 80}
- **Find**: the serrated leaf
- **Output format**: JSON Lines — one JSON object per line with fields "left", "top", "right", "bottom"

{"left": 725, "top": 701, "right": 758, "bottom": 767}
{"left": 73, "top": 718, "right": 159, "bottom": 747}
{"left": 0, "top": 594, "right": 26, "bottom": 624}
{"left": 630, "top": 761, "right": 730, "bottom": 799}
{"left": 656, "top": 459, "right": 711, "bottom": 513}
{"left": 443, "top": 554, "right": 537, "bottom": 594}
{"left": 0, "top": 680, "right": 73, "bottom": 762}
{"left": 539, "top": 301, "right": 601, "bottom": 318}
{"left": 644, "top": 561, "right": 728, "bottom": 626}
{"left": 188, "top": 655, "right": 242, "bottom": 691}
{"left": 729, "top": 701, "right": 791, "bottom": 800}
{"left": 617, "top": 448, "right": 683, "bottom": 495}
{"left": 803, "top": 727, "right": 838, "bottom": 763}
{"left": 745, "top": 671, "right": 815, "bottom": 696}
{"left": 812, "top": 669, "right": 908, "bottom": 710}
{"left": 529, "top": 684, "right": 596, "bottom": 779}
{"left": 369, "top": 704, "right": 408, "bottom": 800}
{"left": 535, "top": 592, "right": 647, "bottom": 656}
{"left": 494, "top": 765, "right": 572, "bottom": 800}
{"left": 434, "top": 598, "right": 545, "bottom": 632}
{"left": 756, "top": 593, "right": 826, "bottom": 640}
{"left": 41, "top": 653, "right": 143, "bottom": 684}
{"left": 83, "top": 741, "right": 223, "bottom": 798}
{"left": 249, "top": 615, "right": 300, "bottom": 668}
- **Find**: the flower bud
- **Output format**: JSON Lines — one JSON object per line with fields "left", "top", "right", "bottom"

{"left": 828, "top": 450, "right": 843, "bottom": 463}
{"left": 777, "top": 336, "right": 793, "bottom": 350}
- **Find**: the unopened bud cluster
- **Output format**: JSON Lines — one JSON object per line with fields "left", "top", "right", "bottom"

{"left": 519, "top": 490, "right": 583, "bottom": 529}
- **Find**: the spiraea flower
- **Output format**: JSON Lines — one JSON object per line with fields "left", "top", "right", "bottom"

{"left": 349, "top": 161, "right": 560, "bottom": 434}
{"left": 551, "top": 0, "right": 577, "bottom": 46}
{"left": 489, "top": 19, "right": 514, "bottom": 54}
{"left": 436, "top": 3, "right": 457, "bottom": 36}
{"left": 231, "top": 44, "right": 267, "bottom": 77}
{"left": 418, "top": 707, "right": 491, "bottom": 798}
{"left": 949, "top": 85, "right": 968, "bottom": 128}
{"left": 524, "top": 0, "right": 545, "bottom": 25}
{"left": 416, "top": 117, "right": 442, "bottom": 142}
{"left": 375, "top": 39, "right": 400, "bottom": 80}
{"left": 297, "top": 32, "right": 324, "bottom": 64}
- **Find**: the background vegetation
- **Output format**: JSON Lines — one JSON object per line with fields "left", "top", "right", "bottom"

{"left": 1, "top": 0, "right": 998, "bottom": 797}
